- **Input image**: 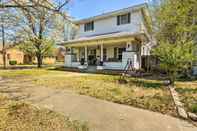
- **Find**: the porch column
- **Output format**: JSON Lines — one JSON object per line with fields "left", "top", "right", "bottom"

{"left": 85, "top": 46, "right": 88, "bottom": 63}
{"left": 100, "top": 44, "right": 103, "bottom": 62}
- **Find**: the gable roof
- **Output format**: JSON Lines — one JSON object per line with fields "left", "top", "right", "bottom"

{"left": 73, "top": 3, "right": 148, "bottom": 24}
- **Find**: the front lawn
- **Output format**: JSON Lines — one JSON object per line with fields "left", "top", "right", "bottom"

{"left": 0, "top": 69, "right": 176, "bottom": 116}
{"left": 0, "top": 69, "right": 50, "bottom": 78}
{"left": 35, "top": 73, "right": 176, "bottom": 115}
{"left": 175, "top": 81, "right": 197, "bottom": 114}
{"left": 0, "top": 95, "right": 89, "bottom": 131}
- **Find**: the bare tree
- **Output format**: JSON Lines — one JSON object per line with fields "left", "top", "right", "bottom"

{"left": 0, "top": 0, "right": 71, "bottom": 12}
{"left": 0, "top": 0, "right": 71, "bottom": 68}
{"left": 15, "top": 0, "right": 70, "bottom": 67}
{"left": 0, "top": 7, "right": 20, "bottom": 69}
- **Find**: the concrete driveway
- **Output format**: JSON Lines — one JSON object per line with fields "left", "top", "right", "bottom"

{"left": 1, "top": 78, "right": 196, "bottom": 131}
{"left": 24, "top": 86, "right": 196, "bottom": 131}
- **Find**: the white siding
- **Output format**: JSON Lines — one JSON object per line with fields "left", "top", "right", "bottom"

{"left": 103, "top": 52, "right": 140, "bottom": 70}
{"left": 64, "top": 55, "right": 72, "bottom": 67}
{"left": 76, "top": 11, "right": 144, "bottom": 38}
{"left": 64, "top": 54, "right": 80, "bottom": 68}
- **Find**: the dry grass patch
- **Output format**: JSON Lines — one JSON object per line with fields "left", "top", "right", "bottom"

{"left": 176, "top": 81, "right": 197, "bottom": 114}
{"left": 32, "top": 72, "right": 176, "bottom": 116}
{"left": 0, "top": 69, "right": 176, "bottom": 116}
{"left": 0, "top": 95, "right": 89, "bottom": 131}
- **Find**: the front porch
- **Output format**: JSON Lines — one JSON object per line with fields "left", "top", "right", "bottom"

{"left": 64, "top": 33, "right": 149, "bottom": 71}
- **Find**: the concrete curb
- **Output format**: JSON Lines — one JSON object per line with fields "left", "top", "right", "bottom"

{"left": 169, "top": 87, "right": 188, "bottom": 119}
{"left": 169, "top": 87, "right": 197, "bottom": 122}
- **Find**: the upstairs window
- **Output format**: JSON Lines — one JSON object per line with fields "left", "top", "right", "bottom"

{"left": 117, "top": 13, "right": 131, "bottom": 25}
{"left": 84, "top": 21, "right": 94, "bottom": 32}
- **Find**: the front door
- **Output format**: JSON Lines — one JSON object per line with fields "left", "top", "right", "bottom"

{"left": 88, "top": 49, "right": 97, "bottom": 65}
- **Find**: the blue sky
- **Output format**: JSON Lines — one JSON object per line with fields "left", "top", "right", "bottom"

{"left": 67, "top": 0, "right": 146, "bottom": 20}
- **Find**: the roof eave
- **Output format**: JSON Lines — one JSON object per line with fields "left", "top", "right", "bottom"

{"left": 73, "top": 3, "right": 148, "bottom": 25}
{"left": 62, "top": 32, "right": 146, "bottom": 46}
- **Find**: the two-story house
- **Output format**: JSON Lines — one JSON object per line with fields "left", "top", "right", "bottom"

{"left": 63, "top": 3, "right": 153, "bottom": 70}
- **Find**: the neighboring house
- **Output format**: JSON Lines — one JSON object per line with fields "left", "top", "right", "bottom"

{"left": 0, "top": 45, "right": 57, "bottom": 65}
{"left": 0, "top": 48, "right": 24, "bottom": 65}
{"left": 63, "top": 3, "right": 153, "bottom": 70}
{"left": 32, "top": 56, "right": 56, "bottom": 65}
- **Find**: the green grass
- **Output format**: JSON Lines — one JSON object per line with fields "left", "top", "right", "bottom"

{"left": 175, "top": 81, "right": 197, "bottom": 114}
{"left": 0, "top": 95, "right": 89, "bottom": 131}
{"left": 0, "top": 69, "right": 176, "bottom": 116}
{"left": 0, "top": 69, "right": 50, "bottom": 78}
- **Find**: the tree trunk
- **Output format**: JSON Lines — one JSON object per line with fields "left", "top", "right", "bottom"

{"left": 36, "top": 53, "right": 43, "bottom": 68}
{"left": 2, "top": 49, "right": 6, "bottom": 69}
{"left": 169, "top": 71, "right": 176, "bottom": 86}
{"left": 1, "top": 21, "right": 6, "bottom": 69}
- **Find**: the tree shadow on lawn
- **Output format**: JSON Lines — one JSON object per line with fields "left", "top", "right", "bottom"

{"left": 51, "top": 67, "right": 166, "bottom": 88}
{"left": 127, "top": 78, "right": 165, "bottom": 89}
{"left": 51, "top": 67, "right": 197, "bottom": 89}
{"left": 129, "top": 73, "right": 197, "bottom": 89}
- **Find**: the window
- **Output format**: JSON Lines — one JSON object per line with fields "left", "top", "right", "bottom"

{"left": 117, "top": 13, "right": 131, "bottom": 25}
{"left": 113, "top": 47, "right": 126, "bottom": 61}
{"left": 71, "top": 54, "right": 77, "bottom": 62}
{"left": 84, "top": 21, "right": 94, "bottom": 32}
{"left": 118, "top": 48, "right": 126, "bottom": 60}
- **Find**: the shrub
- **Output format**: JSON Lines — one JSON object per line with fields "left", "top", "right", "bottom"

{"left": 190, "top": 104, "right": 197, "bottom": 113}
{"left": 9, "top": 60, "right": 17, "bottom": 65}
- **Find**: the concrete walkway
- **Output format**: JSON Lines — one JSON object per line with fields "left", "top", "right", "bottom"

{"left": 0, "top": 79, "right": 196, "bottom": 131}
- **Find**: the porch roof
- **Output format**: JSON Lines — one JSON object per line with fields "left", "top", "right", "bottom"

{"left": 63, "top": 32, "right": 146, "bottom": 47}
